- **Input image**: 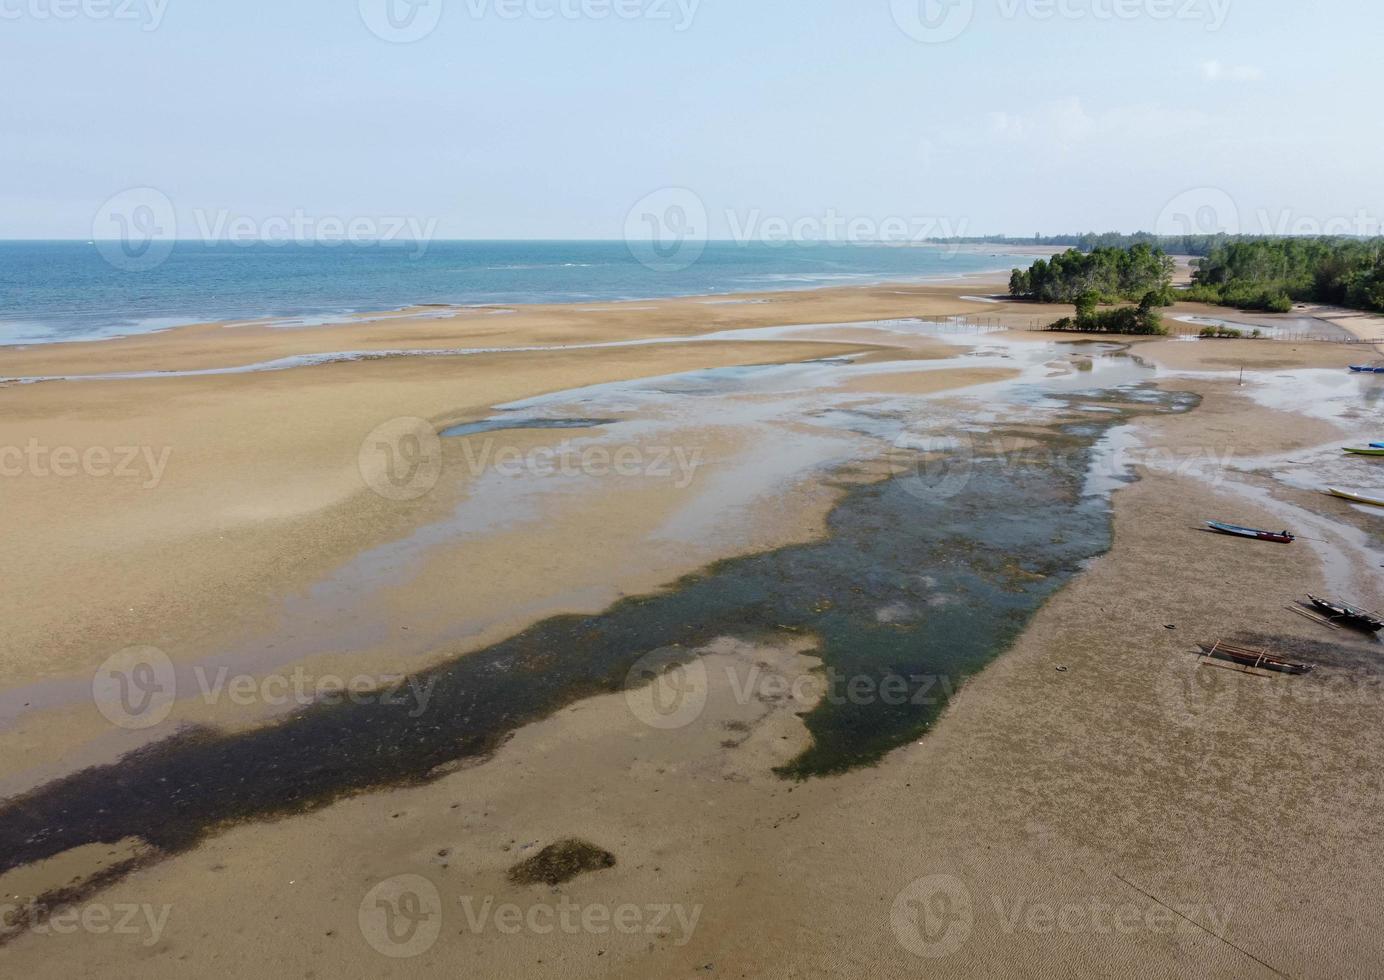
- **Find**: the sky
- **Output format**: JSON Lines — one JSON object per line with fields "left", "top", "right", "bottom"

{"left": 1, "top": 0, "right": 1380, "bottom": 240}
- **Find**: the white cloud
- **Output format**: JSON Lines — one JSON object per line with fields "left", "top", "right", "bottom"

{"left": 986, "top": 98, "right": 1095, "bottom": 147}
{"left": 947, "top": 99, "right": 1213, "bottom": 156}
{"left": 1201, "top": 60, "right": 1265, "bottom": 83}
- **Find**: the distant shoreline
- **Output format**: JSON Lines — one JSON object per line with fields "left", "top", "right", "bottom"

{"left": 0, "top": 240, "right": 1060, "bottom": 348}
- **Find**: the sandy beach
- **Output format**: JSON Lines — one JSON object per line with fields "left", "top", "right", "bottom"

{"left": 2, "top": 279, "right": 1383, "bottom": 978}
{"left": 11, "top": 0, "right": 1384, "bottom": 971}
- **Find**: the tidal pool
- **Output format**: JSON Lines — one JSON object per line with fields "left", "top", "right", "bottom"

{"left": 0, "top": 383, "right": 1197, "bottom": 905}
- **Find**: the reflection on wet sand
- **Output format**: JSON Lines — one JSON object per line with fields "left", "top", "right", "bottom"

{"left": 0, "top": 378, "right": 1196, "bottom": 921}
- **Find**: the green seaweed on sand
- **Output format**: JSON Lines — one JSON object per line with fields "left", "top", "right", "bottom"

{"left": 508, "top": 839, "right": 617, "bottom": 886}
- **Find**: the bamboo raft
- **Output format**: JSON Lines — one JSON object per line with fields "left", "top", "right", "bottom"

{"left": 1197, "top": 640, "right": 1314, "bottom": 676}
{"left": 1286, "top": 604, "right": 1342, "bottom": 631}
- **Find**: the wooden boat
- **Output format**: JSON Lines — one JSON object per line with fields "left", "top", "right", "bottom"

{"left": 1349, "top": 365, "right": 1384, "bottom": 374}
{"left": 1344, "top": 447, "right": 1384, "bottom": 457}
{"left": 1197, "top": 641, "right": 1314, "bottom": 675}
{"left": 1326, "top": 487, "right": 1384, "bottom": 507}
{"left": 1307, "top": 595, "right": 1384, "bottom": 633}
{"left": 1205, "top": 520, "right": 1295, "bottom": 543}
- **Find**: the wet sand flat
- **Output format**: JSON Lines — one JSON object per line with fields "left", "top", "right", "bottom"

{"left": 1, "top": 283, "right": 1382, "bottom": 977}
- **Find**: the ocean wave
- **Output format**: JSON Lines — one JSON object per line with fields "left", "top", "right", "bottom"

{"left": 482, "top": 262, "right": 601, "bottom": 271}
{"left": 0, "top": 241, "right": 1029, "bottom": 346}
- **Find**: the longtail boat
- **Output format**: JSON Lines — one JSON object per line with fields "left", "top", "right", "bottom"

{"left": 1349, "top": 365, "right": 1384, "bottom": 374}
{"left": 1344, "top": 447, "right": 1384, "bottom": 457}
{"left": 1205, "top": 521, "right": 1295, "bottom": 543}
{"left": 1326, "top": 487, "right": 1384, "bottom": 507}
{"left": 1307, "top": 595, "right": 1384, "bottom": 633}
{"left": 1197, "top": 641, "right": 1314, "bottom": 675}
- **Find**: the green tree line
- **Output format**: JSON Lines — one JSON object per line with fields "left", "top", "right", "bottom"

{"left": 935, "top": 232, "right": 1233, "bottom": 255}
{"left": 1185, "top": 238, "right": 1384, "bottom": 313}
{"left": 1047, "top": 292, "right": 1167, "bottom": 336}
{"left": 1008, "top": 245, "right": 1175, "bottom": 304}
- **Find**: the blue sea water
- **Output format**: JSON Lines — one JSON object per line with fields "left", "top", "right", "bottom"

{"left": 0, "top": 241, "right": 1025, "bottom": 346}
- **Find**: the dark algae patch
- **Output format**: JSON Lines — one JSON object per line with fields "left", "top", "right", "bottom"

{"left": 508, "top": 840, "right": 617, "bottom": 886}
{"left": 0, "top": 385, "right": 1194, "bottom": 914}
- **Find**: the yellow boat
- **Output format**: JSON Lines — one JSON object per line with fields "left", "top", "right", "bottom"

{"left": 1327, "top": 488, "right": 1384, "bottom": 507}
{"left": 1344, "top": 447, "right": 1384, "bottom": 457}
